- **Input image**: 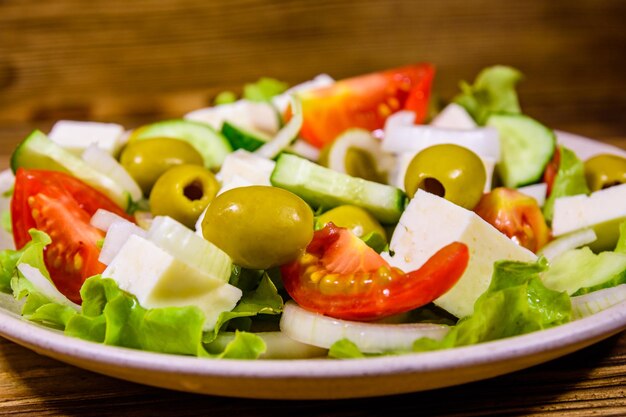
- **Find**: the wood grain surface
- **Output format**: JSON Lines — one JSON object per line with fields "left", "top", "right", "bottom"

{"left": 1, "top": 0, "right": 626, "bottom": 414}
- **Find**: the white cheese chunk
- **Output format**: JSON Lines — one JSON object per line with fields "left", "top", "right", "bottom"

{"left": 552, "top": 183, "right": 626, "bottom": 251}
{"left": 218, "top": 149, "right": 275, "bottom": 187}
{"left": 99, "top": 220, "right": 147, "bottom": 265}
{"left": 382, "top": 111, "right": 501, "bottom": 162}
{"left": 103, "top": 235, "right": 241, "bottom": 330}
{"left": 184, "top": 100, "right": 278, "bottom": 134}
{"left": 383, "top": 190, "right": 536, "bottom": 318}
{"left": 147, "top": 216, "right": 231, "bottom": 284}
{"left": 430, "top": 103, "right": 477, "bottom": 129}
{"left": 48, "top": 120, "right": 125, "bottom": 156}
{"left": 517, "top": 183, "right": 548, "bottom": 207}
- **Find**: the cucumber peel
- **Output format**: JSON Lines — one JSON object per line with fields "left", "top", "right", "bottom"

{"left": 271, "top": 153, "right": 406, "bottom": 224}
{"left": 11, "top": 130, "right": 132, "bottom": 210}
{"left": 130, "top": 119, "right": 232, "bottom": 169}
{"left": 487, "top": 114, "right": 555, "bottom": 188}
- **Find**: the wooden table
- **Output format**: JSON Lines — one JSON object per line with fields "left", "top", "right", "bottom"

{"left": 0, "top": 127, "right": 624, "bottom": 415}
{"left": 1, "top": 1, "right": 625, "bottom": 411}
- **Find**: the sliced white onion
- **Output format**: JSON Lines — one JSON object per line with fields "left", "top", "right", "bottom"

{"left": 255, "top": 96, "right": 303, "bottom": 159}
{"left": 571, "top": 284, "right": 626, "bottom": 319}
{"left": 517, "top": 182, "right": 548, "bottom": 207}
{"left": 538, "top": 228, "right": 597, "bottom": 262}
{"left": 280, "top": 301, "right": 450, "bottom": 354}
{"left": 288, "top": 139, "right": 321, "bottom": 162}
{"left": 382, "top": 111, "right": 501, "bottom": 162}
{"left": 99, "top": 220, "right": 147, "bottom": 265}
{"left": 208, "top": 331, "right": 328, "bottom": 359}
{"left": 17, "top": 264, "right": 80, "bottom": 310}
{"left": 82, "top": 144, "right": 142, "bottom": 202}
{"left": 271, "top": 74, "right": 335, "bottom": 112}
{"left": 326, "top": 129, "right": 395, "bottom": 182}
{"left": 90, "top": 208, "right": 131, "bottom": 232}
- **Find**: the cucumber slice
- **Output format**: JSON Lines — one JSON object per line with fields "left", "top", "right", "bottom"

{"left": 221, "top": 121, "right": 271, "bottom": 152}
{"left": 487, "top": 114, "right": 555, "bottom": 188}
{"left": 541, "top": 246, "right": 626, "bottom": 295}
{"left": 271, "top": 153, "right": 407, "bottom": 224}
{"left": 131, "top": 119, "right": 232, "bottom": 169}
{"left": 11, "top": 130, "right": 132, "bottom": 210}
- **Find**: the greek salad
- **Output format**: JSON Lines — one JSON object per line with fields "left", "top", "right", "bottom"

{"left": 1, "top": 64, "right": 626, "bottom": 360}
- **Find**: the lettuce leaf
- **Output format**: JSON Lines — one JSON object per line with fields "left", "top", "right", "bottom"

{"left": 542, "top": 146, "right": 590, "bottom": 222}
{"left": 413, "top": 258, "right": 570, "bottom": 351}
{"left": 214, "top": 91, "right": 238, "bottom": 105}
{"left": 328, "top": 338, "right": 366, "bottom": 359}
{"left": 544, "top": 221, "right": 626, "bottom": 296}
{"left": 1, "top": 211, "right": 11, "bottom": 234}
{"left": 0, "top": 230, "right": 78, "bottom": 329}
{"left": 453, "top": 66, "right": 523, "bottom": 125}
{"left": 203, "top": 273, "right": 283, "bottom": 344}
{"left": 65, "top": 276, "right": 209, "bottom": 356}
{"left": 244, "top": 78, "right": 289, "bottom": 102}
{"left": 0, "top": 246, "right": 21, "bottom": 293}
{"left": 207, "top": 331, "right": 266, "bottom": 359}
{"left": 1, "top": 230, "right": 270, "bottom": 359}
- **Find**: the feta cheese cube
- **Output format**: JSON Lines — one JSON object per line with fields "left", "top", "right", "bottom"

{"left": 383, "top": 190, "right": 536, "bottom": 318}
{"left": 49, "top": 120, "right": 125, "bottom": 156}
{"left": 103, "top": 235, "right": 241, "bottom": 330}
{"left": 552, "top": 183, "right": 626, "bottom": 251}
{"left": 430, "top": 103, "right": 477, "bottom": 129}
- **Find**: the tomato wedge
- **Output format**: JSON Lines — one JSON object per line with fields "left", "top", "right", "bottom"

{"left": 474, "top": 187, "right": 550, "bottom": 253}
{"left": 280, "top": 223, "right": 469, "bottom": 321}
{"left": 296, "top": 63, "right": 435, "bottom": 148}
{"left": 11, "top": 169, "right": 133, "bottom": 303}
{"left": 543, "top": 147, "right": 561, "bottom": 197}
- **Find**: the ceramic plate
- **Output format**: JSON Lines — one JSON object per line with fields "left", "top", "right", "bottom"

{"left": 0, "top": 132, "right": 625, "bottom": 400}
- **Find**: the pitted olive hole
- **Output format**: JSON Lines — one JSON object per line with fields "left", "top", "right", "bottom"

{"left": 183, "top": 180, "right": 204, "bottom": 201}
{"left": 418, "top": 177, "right": 445, "bottom": 197}
{"left": 602, "top": 181, "right": 622, "bottom": 190}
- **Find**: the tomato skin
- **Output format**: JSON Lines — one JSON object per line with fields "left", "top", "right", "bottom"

{"left": 474, "top": 187, "right": 550, "bottom": 253}
{"left": 11, "top": 169, "right": 133, "bottom": 303}
{"left": 543, "top": 147, "right": 561, "bottom": 197}
{"left": 297, "top": 63, "right": 435, "bottom": 148}
{"left": 280, "top": 223, "right": 468, "bottom": 321}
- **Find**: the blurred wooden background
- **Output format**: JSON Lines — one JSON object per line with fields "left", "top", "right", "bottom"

{"left": 1, "top": 0, "right": 625, "bottom": 152}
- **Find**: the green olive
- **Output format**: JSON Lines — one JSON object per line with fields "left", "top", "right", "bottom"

{"left": 317, "top": 205, "right": 386, "bottom": 239}
{"left": 120, "top": 138, "right": 204, "bottom": 195}
{"left": 149, "top": 164, "right": 219, "bottom": 228}
{"left": 404, "top": 144, "right": 486, "bottom": 209}
{"left": 584, "top": 154, "right": 626, "bottom": 192}
{"left": 201, "top": 186, "right": 314, "bottom": 269}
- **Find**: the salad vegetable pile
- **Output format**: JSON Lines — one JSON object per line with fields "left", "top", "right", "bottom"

{"left": 1, "top": 64, "right": 626, "bottom": 360}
